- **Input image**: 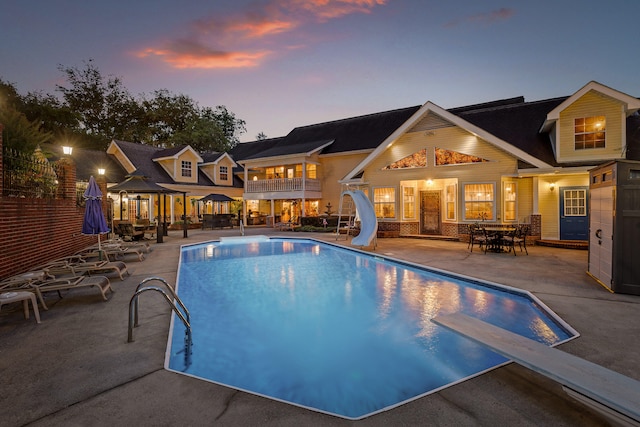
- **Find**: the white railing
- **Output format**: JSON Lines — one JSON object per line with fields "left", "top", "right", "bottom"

{"left": 246, "top": 178, "right": 321, "bottom": 193}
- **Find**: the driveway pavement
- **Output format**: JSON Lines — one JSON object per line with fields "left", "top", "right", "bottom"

{"left": 1, "top": 228, "right": 638, "bottom": 426}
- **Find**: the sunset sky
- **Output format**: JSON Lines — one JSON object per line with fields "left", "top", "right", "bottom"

{"left": 2, "top": 0, "right": 638, "bottom": 142}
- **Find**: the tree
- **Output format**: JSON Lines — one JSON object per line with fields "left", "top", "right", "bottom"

{"left": 141, "top": 89, "right": 200, "bottom": 145}
{"left": 56, "top": 59, "right": 142, "bottom": 147}
{"left": 0, "top": 107, "right": 52, "bottom": 152}
{"left": 256, "top": 132, "right": 268, "bottom": 141}
{"left": 209, "top": 105, "right": 246, "bottom": 148}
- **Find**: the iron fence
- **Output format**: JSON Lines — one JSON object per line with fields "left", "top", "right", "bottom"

{"left": 2, "top": 146, "right": 63, "bottom": 199}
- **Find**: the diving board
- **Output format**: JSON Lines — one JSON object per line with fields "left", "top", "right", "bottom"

{"left": 432, "top": 313, "right": 640, "bottom": 426}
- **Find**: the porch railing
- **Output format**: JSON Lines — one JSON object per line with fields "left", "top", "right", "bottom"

{"left": 246, "top": 177, "right": 321, "bottom": 193}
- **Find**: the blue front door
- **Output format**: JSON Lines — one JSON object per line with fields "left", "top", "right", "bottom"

{"left": 560, "top": 186, "right": 589, "bottom": 240}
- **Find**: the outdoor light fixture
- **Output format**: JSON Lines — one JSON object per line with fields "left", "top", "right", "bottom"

{"left": 62, "top": 146, "right": 73, "bottom": 155}
{"left": 549, "top": 183, "right": 556, "bottom": 191}
{"left": 98, "top": 168, "right": 105, "bottom": 175}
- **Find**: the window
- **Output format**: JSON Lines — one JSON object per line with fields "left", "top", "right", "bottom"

{"left": 575, "top": 116, "right": 605, "bottom": 150}
{"left": 219, "top": 166, "right": 228, "bottom": 181}
{"left": 383, "top": 149, "right": 427, "bottom": 169}
{"left": 306, "top": 164, "right": 317, "bottom": 179}
{"left": 503, "top": 182, "right": 517, "bottom": 222}
{"left": 402, "top": 186, "right": 415, "bottom": 219}
{"left": 181, "top": 161, "right": 192, "bottom": 177}
{"left": 564, "top": 189, "right": 586, "bottom": 216}
{"left": 374, "top": 187, "right": 396, "bottom": 219}
{"left": 463, "top": 183, "right": 494, "bottom": 221}
{"left": 295, "top": 164, "right": 303, "bottom": 178}
{"left": 435, "top": 148, "right": 489, "bottom": 165}
{"left": 266, "top": 167, "right": 274, "bottom": 180}
{"left": 445, "top": 184, "right": 456, "bottom": 220}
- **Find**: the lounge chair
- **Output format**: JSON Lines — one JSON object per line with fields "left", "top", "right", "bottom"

{"left": 72, "top": 260, "right": 130, "bottom": 281}
{"left": 29, "top": 275, "right": 113, "bottom": 310}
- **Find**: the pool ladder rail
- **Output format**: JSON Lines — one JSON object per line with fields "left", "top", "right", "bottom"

{"left": 128, "top": 277, "right": 193, "bottom": 366}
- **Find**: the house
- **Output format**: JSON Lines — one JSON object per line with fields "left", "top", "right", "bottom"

{"left": 89, "top": 80, "right": 639, "bottom": 242}
{"left": 104, "top": 140, "right": 243, "bottom": 223}
{"left": 233, "top": 81, "right": 640, "bottom": 242}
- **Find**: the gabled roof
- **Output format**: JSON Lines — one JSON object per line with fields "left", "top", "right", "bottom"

{"left": 231, "top": 107, "right": 421, "bottom": 162}
{"left": 540, "top": 81, "right": 640, "bottom": 132}
{"left": 343, "top": 100, "right": 553, "bottom": 181}
{"left": 456, "top": 97, "right": 566, "bottom": 167}
{"left": 200, "top": 151, "right": 237, "bottom": 167}
{"left": 241, "top": 139, "right": 334, "bottom": 161}
{"left": 152, "top": 145, "right": 204, "bottom": 163}
{"left": 108, "top": 140, "right": 218, "bottom": 187}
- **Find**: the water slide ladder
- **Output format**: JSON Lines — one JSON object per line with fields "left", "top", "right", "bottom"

{"left": 127, "top": 277, "right": 193, "bottom": 365}
{"left": 335, "top": 193, "right": 355, "bottom": 241}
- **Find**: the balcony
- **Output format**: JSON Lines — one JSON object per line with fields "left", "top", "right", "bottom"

{"left": 246, "top": 178, "right": 321, "bottom": 193}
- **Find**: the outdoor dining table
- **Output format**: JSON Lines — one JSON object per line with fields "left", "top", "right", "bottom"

{"left": 482, "top": 225, "right": 516, "bottom": 253}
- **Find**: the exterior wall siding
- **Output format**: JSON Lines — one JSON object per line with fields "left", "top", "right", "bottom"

{"left": 557, "top": 91, "right": 624, "bottom": 163}
{"left": 319, "top": 152, "right": 369, "bottom": 207}
{"left": 537, "top": 174, "right": 589, "bottom": 239}
{"left": 363, "top": 123, "right": 519, "bottom": 225}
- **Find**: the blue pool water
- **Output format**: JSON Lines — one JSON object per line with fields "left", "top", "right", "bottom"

{"left": 167, "top": 237, "right": 577, "bottom": 419}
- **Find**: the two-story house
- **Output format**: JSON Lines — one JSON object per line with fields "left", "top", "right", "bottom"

{"left": 232, "top": 81, "right": 639, "bottom": 242}
{"left": 105, "top": 140, "right": 242, "bottom": 223}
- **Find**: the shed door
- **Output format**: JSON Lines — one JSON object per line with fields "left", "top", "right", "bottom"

{"left": 588, "top": 186, "right": 613, "bottom": 288}
{"left": 420, "top": 191, "right": 441, "bottom": 235}
{"left": 560, "top": 187, "right": 589, "bottom": 240}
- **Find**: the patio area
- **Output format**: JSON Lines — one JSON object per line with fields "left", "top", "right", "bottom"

{"left": 1, "top": 228, "right": 638, "bottom": 426}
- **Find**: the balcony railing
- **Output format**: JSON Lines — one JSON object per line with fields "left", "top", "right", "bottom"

{"left": 246, "top": 178, "right": 321, "bottom": 193}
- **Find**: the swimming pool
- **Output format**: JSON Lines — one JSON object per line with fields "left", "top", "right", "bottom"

{"left": 166, "top": 237, "right": 577, "bottom": 419}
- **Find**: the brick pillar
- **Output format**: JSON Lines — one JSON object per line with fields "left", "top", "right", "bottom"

{"left": 56, "top": 157, "right": 77, "bottom": 199}
{"left": 96, "top": 174, "right": 108, "bottom": 218}
{"left": 529, "top": 214, "right": 541, "bottom": 242}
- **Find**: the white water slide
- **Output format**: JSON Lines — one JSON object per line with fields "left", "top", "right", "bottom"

{"left": 343, "top": 190, "right": 378, "bottom": 247}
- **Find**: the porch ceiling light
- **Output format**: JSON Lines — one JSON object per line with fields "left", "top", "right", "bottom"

{"left": 62, "top": 146, "right": 73, "bottom": 155}
{"left": 98, "top": 168, "right": 106, "bottom": 175}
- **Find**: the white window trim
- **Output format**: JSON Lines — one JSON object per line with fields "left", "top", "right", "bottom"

{"left": 401, "top": 185, "right": 416, "bottom": 220}
{"left": 462, "top": 182, "right": 496, "bottom": 221}
{"left": 373, "top": 186, "right": 397, "bottom": 220}
{"left": 503, "top": 181, "right": 518, "bottom": 223}
{"left": 445, "top": 183, "right": 457, "bottom": 221}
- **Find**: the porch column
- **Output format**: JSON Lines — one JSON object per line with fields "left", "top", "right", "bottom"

{"left": 532, "top": 177, "right": 540, "bottom": 214}
{"left": 169, "top": 194, "right": 175, "bottom": 224}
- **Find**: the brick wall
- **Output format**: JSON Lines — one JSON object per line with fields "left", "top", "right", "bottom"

{"left": 0, "top": 129, "right": 98, "bottom": 279}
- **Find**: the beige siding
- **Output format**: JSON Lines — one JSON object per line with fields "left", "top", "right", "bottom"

{"left": 319, "top": 152, "right": 369, "bottom": 206}
{"left": 537, "top": 174, "right": 589, "bottom": 239}
{"left": 362, "top": 123, "right": 520, "bottom": 221}
{"left": 557, "top": 91, "right": 625, "bottom": 163}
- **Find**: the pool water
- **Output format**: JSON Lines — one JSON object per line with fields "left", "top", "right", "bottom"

{"left": 167, "top": 238, "right": 577, "bottom": 419}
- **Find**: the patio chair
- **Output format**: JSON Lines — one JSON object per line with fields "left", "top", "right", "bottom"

{"left": 469, "top": 223, "right": 491, "bottom": 253}
{"left": 502, "top": 225, "right": 529, "bottom": 256}
{"left": 29, "top": 275, "right": 113, "bottom": 310}
{"left": 514, "top": 225, "right": 529, "bottom": 255}
{"left": 276, "top": 216, "right": 297, "bottom": 231}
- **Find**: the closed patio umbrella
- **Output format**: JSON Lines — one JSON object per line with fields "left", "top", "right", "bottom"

{"left": 82, "top": 175, "right": 110, "bottom": 251}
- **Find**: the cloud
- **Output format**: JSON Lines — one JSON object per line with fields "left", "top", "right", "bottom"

{"left": 138, "top": 0, "right": 387, "bottom": 69}
{"left": 444, "top": 7, "right": 514, "bottom": 28}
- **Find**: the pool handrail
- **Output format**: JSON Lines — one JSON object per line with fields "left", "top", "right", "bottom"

{"left": 128, "top": 277, "right": 191, "bottom": 343}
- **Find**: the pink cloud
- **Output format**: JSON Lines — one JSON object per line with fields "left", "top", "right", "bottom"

{"left": 137, "top": 0, "right": 387, "bottom": 69}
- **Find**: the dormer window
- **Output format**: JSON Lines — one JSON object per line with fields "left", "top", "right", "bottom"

{"left": 575, "top": 116, "right": 605, "bottom": 150}
{"left": 181, "top": 161, "right": 192, "bottom": 177}
{"left": 220, "top": 166, "right": 228, "bottom": 181}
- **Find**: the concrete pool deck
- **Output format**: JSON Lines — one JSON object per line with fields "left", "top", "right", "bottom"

{"left": 1, "top": 228, "right": 639, "bottom": 426}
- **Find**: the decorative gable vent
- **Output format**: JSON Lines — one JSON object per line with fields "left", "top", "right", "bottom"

{"left": 408, "top": 113, "right": 454, "bottom": 133}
